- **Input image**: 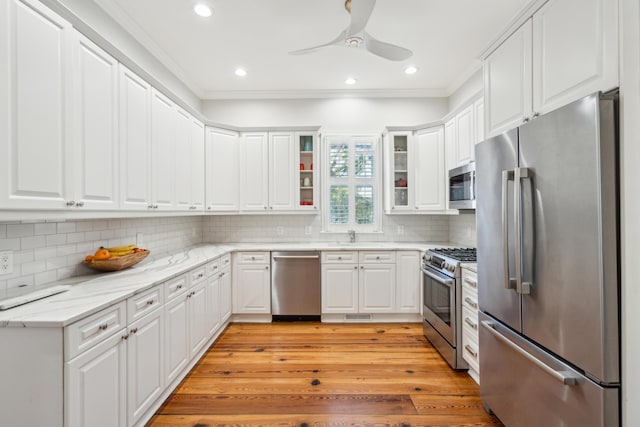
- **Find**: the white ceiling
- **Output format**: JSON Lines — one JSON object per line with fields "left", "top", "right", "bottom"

{"left": 93, "top": 0, "right": 530, "bottom": 99}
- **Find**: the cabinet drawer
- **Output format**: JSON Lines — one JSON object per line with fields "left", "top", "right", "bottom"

{"left": 65, "top": 301, "right": 126, "bottom": 361}
{"left": 461, "top": 268, "right": 478, "bottom": 295}
{"left": 190, "top": 266, "right": 207, "bottom": 286}
{"left": 462, "top": 305, "right": 479, "bottom": 338}
{"left": 462, "top": 292, "right": 479, "bottom": 311}
{"left": 127, "top": 286, "right": 163, "bottom": 323}
{"left": 206, "top": 259, "right": 220, "bottom": 277}
{"left": 220, "top": 254, "right": 231, "bottom": 269}
{"left": 359, "top": 251, "right": 396, "bottom": 263}
{"left": 236, "top": 252, "right": 270, "bottom": 264}
{"left": 322, "top": 251, "right": 357, "bottom": 263}
{"left": 164, "top": 275, "right": 188, "bottom": 302}
{"left": 462, "top": 320, "right": 480, "bottom": 373}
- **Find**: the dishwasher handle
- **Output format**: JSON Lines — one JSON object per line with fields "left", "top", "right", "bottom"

{"left": 272, "top": 255, "right": 320, "bottom": 260}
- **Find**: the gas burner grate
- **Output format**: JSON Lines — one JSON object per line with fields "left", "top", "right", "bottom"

{"left": 430, "top": 248, "right": 477, "bottom": 262}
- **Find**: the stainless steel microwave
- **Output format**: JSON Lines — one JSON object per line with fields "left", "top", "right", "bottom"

{"left": 448, "top": 163, "right": 475, "bottom": 209}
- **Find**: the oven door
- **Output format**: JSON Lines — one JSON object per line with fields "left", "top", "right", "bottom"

{"left": 422, "top": 264, "right": 455, "bottom": 346}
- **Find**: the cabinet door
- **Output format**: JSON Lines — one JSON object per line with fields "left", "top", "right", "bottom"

{"left": 219, "top": 268, "right": 232, "bottom": 321}
{"left": 296, "top": 132, "right": 317, "bottom": 210}
{"left": 484, "top": 20, "right": 533, "bottom": 138}
{"left": 164, "top": 295, "right": 188, "bottom": 385}
{"left": 191, "top": 119, "right": 205, "bottom": 210}
{"left": 269, "top": 132, "right": 295, "bottom": 211}
{"left": 188, "top": 282, "right": 208, "bottom": 358}
{"left": 395, "top": 251, "right": 421, "bottom": 313}
{"left": 455, "top": 104, "right": 474, "bottom": 166}
{"left": 0, "top": 0, "right": 73, "bottom": 209}
{"left": 205, "top": 274, "right": 221, "bottom": 336}
{"left": 119, "top": 65, "right": 152, "bottom": 210}
{"left": 240, "top": 132, "right": 269, "bottom": 211}
{"left": 359, "top": 264, "right": 396, "bottom": 313}
{"left": 387, "top": 132, "right": 412, "bottom": 212}
{"left": 173, "top": 107, "right": 192, "bottom": 211}
{"left": 413, "top": 127, "right": 445, "bottom": 211}
{"left": 72, "top": 33, "right": 119, "bottom": 210}
{"left": 321, "top": 264, "right": 359, "bottom": 313}
{"left": 151, "top": 89, "right": 175, "bottom": 210}
{"left": 232, "top": 264, "right": 271, "bottom": 313}
{"left": 532, "top": 0, "right": 618, "bottom": 114}
{"left": 474, "top": 98, "right": 485, "bottom": 144}
{"left": 205, "top": 127, "right": 239, "bottom": 211}
{"left": 127, "top": 309, "right": 164, "bottom": 426}
{"left": 65, "top": 330, "right": 127, "bottom": 427}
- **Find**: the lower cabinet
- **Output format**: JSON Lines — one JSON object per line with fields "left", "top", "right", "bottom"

{"left": 322, "top": 251, "right": 419, "bottom": 315}
{"left": 461, "top": 266, "right": 480, "bottom": 383}
{"left": 220, "top": 257, "right": 232, "bottom": 321}
{"left": 232, "top": 252, "right": 271, "bottom": 314}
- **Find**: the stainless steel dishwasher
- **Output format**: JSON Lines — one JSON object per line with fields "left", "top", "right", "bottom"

{"left": 271, "top": 251, "right": 321, "bottom": 320}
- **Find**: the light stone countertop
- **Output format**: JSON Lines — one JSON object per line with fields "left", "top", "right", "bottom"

{"left": 0, "top": 241, "right": 452, "bottom": 328}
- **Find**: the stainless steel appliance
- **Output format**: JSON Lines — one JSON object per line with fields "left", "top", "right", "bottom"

{"left": 422, "top": 247, "right": 476, "bottom": 369}
{"left": 475, "top": 92, "right": 620, "bottom": 426}
{"left": 448, "top": 162, "right": 476, "bottom": 209}
{"left": 271, "top": 251, "right": 321, "bottom": 320}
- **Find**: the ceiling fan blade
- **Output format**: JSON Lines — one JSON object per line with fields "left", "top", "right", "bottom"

{"left": 347, "top": 0, "right": 376, "bottom": 37}
{"left": 363, "top": 31, "right": 413, "bottom": 61}
{"left": 289, "top": 29, "right": 347, "bottom": 55}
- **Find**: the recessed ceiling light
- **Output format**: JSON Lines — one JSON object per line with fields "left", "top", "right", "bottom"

{"left": 404, "top": 66, "right": 418, "bottom": 75}
{"left": 345, "top": 77, "right": 357, "bottom": 85}
{"left": 193, "top": 3, "right": 212, "bottom": 17}
{"left": 235, "top": 68, "right": 247, "bottom": 77}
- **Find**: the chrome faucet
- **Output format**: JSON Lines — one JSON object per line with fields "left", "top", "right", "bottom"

{"left": 348, "top": 229, "right": 356, "bottom": 243}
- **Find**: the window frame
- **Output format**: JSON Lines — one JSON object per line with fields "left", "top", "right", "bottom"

{"left": 321, "top": 133, "right": 382, "bottom": 233}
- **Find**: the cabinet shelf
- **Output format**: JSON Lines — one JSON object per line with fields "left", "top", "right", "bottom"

{"left": 300, "top": 186, "right": 313, "bottom": 190}
{"left": 394, "top": 151, "right": 408, "bottom": 154}
{"left": 300, "top": 170, "right": 313, "bottom": 173}
{"left": 394, "top": 187, "right": 409, "bottom": 190}
{"left": 300, "top": 150, "right": 313, "bottom": 154}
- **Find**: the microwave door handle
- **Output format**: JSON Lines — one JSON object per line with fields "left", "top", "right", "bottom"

{"left": 502, "top": 170, "right": 515, "bottom": 290}
{"left": 514, "top": 167, "right": 531, "bottom": 295}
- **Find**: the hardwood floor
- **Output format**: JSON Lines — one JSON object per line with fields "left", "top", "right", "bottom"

{"left": 147, "top": 322, "right": 503, "bottom": 427}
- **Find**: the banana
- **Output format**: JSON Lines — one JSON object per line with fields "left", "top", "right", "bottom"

{"left": 110, "top": 249, "right": 134, "bottom": 257}
{"left": 106, "top": 244, "right": 137, "bottom": 253}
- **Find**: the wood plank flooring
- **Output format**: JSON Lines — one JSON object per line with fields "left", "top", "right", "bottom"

{"left": 147, "top": 322, "right": 503, "bottom": 427}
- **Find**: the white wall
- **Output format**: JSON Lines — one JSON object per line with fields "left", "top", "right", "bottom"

{"left": 448, "top": 68, "right": 483, "bottom": 113}
{"left": 620, "top": 0, "right": 640, "bottom": 423}
{"left": 202, "top": 97, "right": 448, "bottom": 131}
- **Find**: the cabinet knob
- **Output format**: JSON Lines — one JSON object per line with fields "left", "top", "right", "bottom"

{"left": 523, "top": 117, "right": 530, "bottom": 123}
{"left": 122, "top": 333, "right": 129, "bottom": 340}
{"left": 147, "top": 204, "right": 154, "bottom": 209}
{"left": 376, "top": 256, "right": 380, "bottom": 260}
{"left": 131, "top": 327, "right": 138, "bottom": 334}
{"left": 354, "top": 266, "right": 357, "bottom": 270}
{"left": 153, "top": 204, "right": 159, "bottom": 209}
{"left": 533, "top": 112, "right": 540, "bottom": 118}
{"left": 98, "top": 323, "right": 109, "bottom": 331}
{"left": 76, "top": 201, "right": 84, "bottom": 207}
{"left": 264, "top": 206, "right": 267, "bottom": 210}
{"left": 270, "top": 206, "right": 273, "bottom": 210}
{"left": 66, "top": 200, "right": 76, "bottom": 207}
{"left": 338, "top": 256, "right": 342, "bottom": 260}
{"left": 207, "top": 206, "right": 212, "bottom": 210}
{"left": 360, "top": 266, "right": 364, "bottom": 269}
{"left": 265, "top": 266, "right": 269, "bottom": 270}
{"left": 146, "top": 299, "right": 154, "bottom": 305}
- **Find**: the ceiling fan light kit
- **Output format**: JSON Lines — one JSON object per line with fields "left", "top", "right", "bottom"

{"left": 289, "top": 0, "right": 413, "bottom": 61}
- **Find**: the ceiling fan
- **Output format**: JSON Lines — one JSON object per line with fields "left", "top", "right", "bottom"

{"left": 289, "top": 0, "right": 413, "bottom": 61}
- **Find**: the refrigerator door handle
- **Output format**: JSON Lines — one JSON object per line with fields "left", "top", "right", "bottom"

{"left": 481, "top": 320, "right": 580, "bottom": 386}
{"left": 502, "top": 170, "right": 515, "bottom": 289}
{"left": 514, "top": 167, "right": 532, "bottom": 295}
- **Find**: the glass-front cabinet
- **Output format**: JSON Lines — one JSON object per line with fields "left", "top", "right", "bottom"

{"left": 384, "top": 131, "right": 413, "bottom": 212}
{"left": 296, "top": 132, "right": 317, "bottom": 210}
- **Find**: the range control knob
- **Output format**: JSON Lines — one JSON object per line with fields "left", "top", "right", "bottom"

{"left": 447, "top": 264, "right": 456, "bottom": 273}
{"left": 439, "top": 260, "right": 446, "bottom": 269}
{"left": 423, "top": 254, "right": 431, "bottom": 262}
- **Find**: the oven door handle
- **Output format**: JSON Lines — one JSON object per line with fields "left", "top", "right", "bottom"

{"left": 421, "top": 266, "right": 454, "bottom": 287}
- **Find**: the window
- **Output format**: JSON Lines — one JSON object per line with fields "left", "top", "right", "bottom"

{"left": 322, "top": 134, "right": 381, "bottom": 232}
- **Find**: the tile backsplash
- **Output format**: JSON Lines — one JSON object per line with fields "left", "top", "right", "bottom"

{"left": 0, "top": 212, "right": 475, "bottom": 294}
{"left": 0, "top": 217, "right": 202, "bottom": 294}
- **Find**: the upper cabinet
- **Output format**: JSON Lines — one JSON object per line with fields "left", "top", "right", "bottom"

{"left": 205, "top": 127, "right": 240, "bottom": 212}
{"left": 414, "top": 126, "right": 445, "bottom": 211}
{"left": 296, "top": 133, "right": 318, "bottom": 210}
{"left": 383, "top": 131, "right": 413, "bottom": 213}
{"left": 484, "top": 0, "right": 618, "bottom": 138}
{"left": 239, "top": 132, "right": 269, "bottom": 211}
{"left": 174, "top": 107, "right": 205, "bottom": 211}
{"left": 454, "top": 104, "right": 474, "bottom": 166}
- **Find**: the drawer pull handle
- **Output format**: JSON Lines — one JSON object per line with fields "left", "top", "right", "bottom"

{"left": 146, "top": 300, "right": 154, "bottom": 305}
{"left": 376, "top": 256, "right": 380, "bottom": 260}
{"left": 464, "top": 317, "right": 478, "bottom": 330}
{"left": 98, "top": 323, "right": 109, "bottom": 331}
{"left": 464, "top": 297, "right": 478, "bottom": 309}
{"left": 131, "top": 328, "right": 138, "bottom": 334}
{"left": 338, "top": 256, "right": 342, "bottom": 260}
{"left": 464, "top": 277, "right": 478, "bottom": 288}
{"left": 464, "top": 344, "right": 478, "bottom": 358}
{"left": 122, "top": 333, "right": 129, "bottom": 340}
{"left": 177, "top": 284, "right": 184, "bottom": 290}
{"left": 354, "top": 266, "right": 358, "bottom": 270}
{"left": 265, "top": 266, "right": 269, "bottom": 270}
{"left": 219, "top": 272, "right": 224, "bottom": 278}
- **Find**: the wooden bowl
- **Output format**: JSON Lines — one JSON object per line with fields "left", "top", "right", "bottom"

{"left": 84, "top": 250, "right": 150, "bottom": 272}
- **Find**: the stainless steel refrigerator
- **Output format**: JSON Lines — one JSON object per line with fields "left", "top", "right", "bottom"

{"left": 475, "top": 92, "right": 620, "bottom": 426}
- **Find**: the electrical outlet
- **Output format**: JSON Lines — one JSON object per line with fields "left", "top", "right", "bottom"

{"left": 136, "top": 232, "right": 144, "bottom": 248}
{"left": 304, "top": 225, "right": 312, "bottom": 235}
{"left": 276, "top": 226, "right": 284, "bottom": 236}
{"left": 0, "top": 251, "right": 13, "bottom": 275}
{"left": 397, "top": 225, "right": 405, "bottom": 235}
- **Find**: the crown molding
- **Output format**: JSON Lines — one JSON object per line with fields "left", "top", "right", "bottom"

{"left": 201, "top": 88, "right": 449, "bottom": 100}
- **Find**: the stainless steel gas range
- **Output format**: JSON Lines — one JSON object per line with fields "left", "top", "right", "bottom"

{"left": 421, "top": 247, "right": 476, "bottom": 369}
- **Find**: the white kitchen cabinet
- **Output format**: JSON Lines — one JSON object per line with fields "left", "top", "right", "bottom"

{"left": 205, "top": 127, "right": 240, "bottom": 212}
{"left": 164, "top": 286, "right": 189, "bottom": 386}
{"left": 322, "top": 261, "right": 359, "bottom": 314}
{"left": 0, "top": 0, "right": 74, "bottom": 209}
{"left": 359, "top": 263, "right": 396, "bottom": 313}
{"left": 395, "top": 251, "right": 421, "bottom": 313}
{"left": 383, "top": 131, "right": 413, "bottom": 213}
{"left": 232, "top": 252, "right": 271, "bottom": 314}
{"left": 205, "top": 266, "right": 222, "bottom": 337}
{"left": 454, "top": 104, "right": 474, "bottom": 166}
{"left": 126, "top": 308, "right": 164, "bottom": 426}
{"left": 174, "top": 107, "right": 193, "bottom": 211}
{"left": 414, "top": 126, "right": 445, "bottom": 211}
{"left": 66, "top": 329, "right": 127, "bottom": 427}
{"left": 474, "top": 98, "right": 485, "bottom": 144}
{"left": 485, "top": 0, "right": 618, "bottom": 138}
{"left": 188, "top": 281, "right": 208, "bottom": 359}
{"left": 219, "top": 258, "right": 232, "bottom": 322}
{"left": 296, "top": 132, "right": 318, "bottom": 210}
{"left": 71, "top": 32, "right": 119, "bottom": 210}
{"left": 239, "top": 132, "right": 269, "bottom": 211}
{"left": 150, "top": 89, "right": 175, "bottom": 210}
{"left": 190, "top": 118, "right": 205, "bottom": 210}
{"left": 269, "top": 132, "right": 296, "bottom": 211}
{"left": 461, "top": 266, "right": 480, "bottom": 384}
{"left": 119, "top": 65, "right": 152, "bottom": 211}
